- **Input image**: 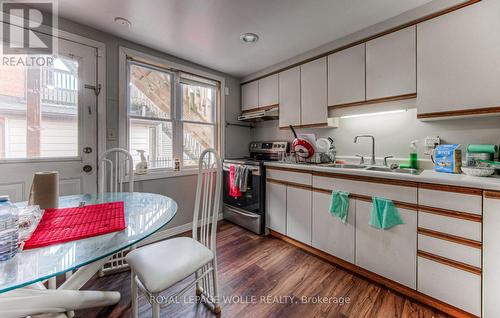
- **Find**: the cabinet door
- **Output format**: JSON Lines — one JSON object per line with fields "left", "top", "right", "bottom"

{"left": 286, "top": 185, "right": 312, "bottom": 244}
{"left": 258, "top": 74, "right": 279, "bottom": 108}
{"left": 417, "top": 0, "right": 500, "bottom": 117}
{"left": 241, "top": 81, "right": 259, "bottom": 112}
{"left": 484, "top": 192, "right": 500, "bottom": 317}
{"left": 418, "top": 256, "right": 481, "bottom": 316}
{"left": 366, "top": 26, "right": 416, "bottom": 100}
{"left": 328, "top": 44, "right": 365, "bottom": 106}
{"left": 301, "top": 57, "right": 327, "bottom": 126}
{"left": 279, "top": 66, "right": 301, "bottom": 127}
{"left": 265, "top": 181, "right": 287, "bottom": 234}
{"left": 355, "top": 200, "right": 417, "bottom": 288}
{"left": 312, "top": 191, "right": 355, "bottom": 263}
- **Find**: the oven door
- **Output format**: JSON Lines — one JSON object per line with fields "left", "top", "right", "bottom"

{"left": 222, "top": 163, "right": 262, "bottom": 214}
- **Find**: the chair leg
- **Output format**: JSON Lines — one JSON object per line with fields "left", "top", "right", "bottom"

{"left": 152, "top": 299, "right": 160, "bottom": 318}
{"left": 195, "top": 269, "right": 203, "bottom": 297}
{"left": 130, "top": 270, "right": 138, "bottom": 318}
{"left": 212, "top": 259, "right": 221, "bottom": 314}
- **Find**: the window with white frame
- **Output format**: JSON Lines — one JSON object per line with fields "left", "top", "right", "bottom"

{"left": 126, "top": 58, "right": 220, "bottom": 170}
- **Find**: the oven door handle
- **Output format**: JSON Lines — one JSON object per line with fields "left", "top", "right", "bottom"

{"left": 226, "top": 206, "right": 260, "bottom": 219}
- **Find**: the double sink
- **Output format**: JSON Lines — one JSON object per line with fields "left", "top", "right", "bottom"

{"left": 318, "top": 163, "right": 423, "bottom": 175}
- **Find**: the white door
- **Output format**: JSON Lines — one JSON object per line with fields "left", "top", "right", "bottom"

{"left": 0, "top": 37, "right": 99, "bottom": 201}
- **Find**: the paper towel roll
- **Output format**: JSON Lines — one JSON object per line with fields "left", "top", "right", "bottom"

{"left": 29, "top": 171, "right": 59, "bottom": 209}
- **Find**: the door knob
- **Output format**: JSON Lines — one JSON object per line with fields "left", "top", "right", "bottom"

{"left": 83, "top": 165, "right": 93, "bottom": 173}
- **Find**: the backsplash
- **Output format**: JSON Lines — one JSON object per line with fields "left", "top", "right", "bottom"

{"left": 252, "top": 108, "right": 500, "bottom": 161}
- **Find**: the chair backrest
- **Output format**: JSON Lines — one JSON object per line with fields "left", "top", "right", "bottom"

{"left": 192, "top": 148, "right": 222, "bottom": 253}
{"left": 98, "top": 148, "right": 134, "bottom": 194}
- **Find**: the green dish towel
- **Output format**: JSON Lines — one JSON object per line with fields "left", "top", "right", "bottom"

{"left": 329, "top": 190, "right": 350, "bottom": 224}
{"left": 369, "top": 197, "right": 404, "bottom": 230}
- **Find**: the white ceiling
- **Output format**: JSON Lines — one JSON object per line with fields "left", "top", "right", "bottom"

{"left": 57, "top": 0, "right": 433, "bottom": 78}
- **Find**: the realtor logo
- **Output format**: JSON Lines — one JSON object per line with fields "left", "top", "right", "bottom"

{"left": 1, "top": 1, "right": 56, "bottom": 55}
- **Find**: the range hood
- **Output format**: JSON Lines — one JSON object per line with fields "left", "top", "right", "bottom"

{"left": 238, "top": 106, "right": 279, "bottom": 122}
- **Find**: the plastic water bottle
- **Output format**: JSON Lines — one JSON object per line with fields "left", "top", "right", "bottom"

{"left": 0, "top": 196, "right": 19, "bottom": 261}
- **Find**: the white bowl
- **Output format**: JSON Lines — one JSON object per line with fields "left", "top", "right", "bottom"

{"left": 461, "top": 166, "right": 495, "bottom": 177}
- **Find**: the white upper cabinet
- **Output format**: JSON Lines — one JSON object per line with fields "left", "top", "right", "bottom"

{"left": 258, "top": 74, "right": 279, "bottom": 108}
{"left": 328, "top": 43, "right": 366, "bottom": 106}
{"left": 417, "top": 0, "right": 500, "bottom": 118}
{"left": 241, "top": 81, "right": 259, "bottom": 112}
{"left": 279, "top": 66, "right": 301, "bottom": 127}
{"left": 301, "top": 57, "right": 328, "bottom": 126}
{"left": 366, "top": 26, "right": 416, "bottom": 100}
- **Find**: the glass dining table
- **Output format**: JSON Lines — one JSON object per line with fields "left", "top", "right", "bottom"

{"left": 0, "top": 192, "right": 177, "bottom": 318}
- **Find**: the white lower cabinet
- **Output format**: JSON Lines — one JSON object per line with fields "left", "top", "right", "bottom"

{"left": 312, "top": 191, "right": 355, "bottom": 263}
{"left": 265, "top": 181, "right": 287, "bottom": 234}
{"left": 418, "top": 256, "right": 481, "bottom": 316}
{"left": 355, "top": 200, "right": 417, "bottom": 288}
{"left": 484, "top": 192, "right": 500, "bottom": 317}
{"left": 286, "top": 185, "right": 312, "bottom": 245}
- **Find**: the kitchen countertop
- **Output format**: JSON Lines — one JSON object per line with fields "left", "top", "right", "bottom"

{"left": 264, "top": 161, "right": 500, "bottom": 191}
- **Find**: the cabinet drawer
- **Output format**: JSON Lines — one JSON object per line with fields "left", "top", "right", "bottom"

{"left": 313, "top": 175, "right": 417, "bottom": 204}
{"left": 267, "top": 169, "right": 311, "bottom": 186}
{"left": 418, "top": 233, "right": 481, "bottom": 268}
{"left": 418, "top": 210, "right": 481, "bottom": 242}
{"left": 417, "top": 256, "right": 481, "bottom": 316}
{"left": 418, "top": 186, "right": 482, "bottom": 215}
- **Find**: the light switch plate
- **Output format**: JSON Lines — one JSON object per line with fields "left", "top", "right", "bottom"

{"left": 107, "top": 128, "right": 117, "bottom": 141}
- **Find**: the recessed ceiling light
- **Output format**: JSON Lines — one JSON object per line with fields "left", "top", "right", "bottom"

{"left": 240, "top": 33, "right": 259, "bottom": 44}
{"left": 114, "top": 17, "right": 132, "bottom": 28}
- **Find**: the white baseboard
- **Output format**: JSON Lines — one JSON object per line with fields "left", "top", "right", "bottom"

{"left": 139, "top": 212, "right": 224, "bottom": 246}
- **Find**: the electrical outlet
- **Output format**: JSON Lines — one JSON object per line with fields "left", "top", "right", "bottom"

{"left": 424, "top": 136, "right": 440, "bottom": 155}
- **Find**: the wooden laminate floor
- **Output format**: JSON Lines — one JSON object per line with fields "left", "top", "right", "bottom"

{"left": 76, "top": 221, "right": 449, "bottom": 318}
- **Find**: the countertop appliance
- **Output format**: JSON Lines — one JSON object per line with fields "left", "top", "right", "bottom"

{"left": 223, "top": 141, "right": 289, "bottom": 234}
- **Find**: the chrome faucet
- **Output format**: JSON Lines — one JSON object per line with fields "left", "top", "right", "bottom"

{"left": 354, "top": 135, "right": 376, "bottom": 165}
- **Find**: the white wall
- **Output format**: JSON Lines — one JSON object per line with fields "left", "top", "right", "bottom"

{"left": 253, "top": 108, "right": 500, "bottom": 163}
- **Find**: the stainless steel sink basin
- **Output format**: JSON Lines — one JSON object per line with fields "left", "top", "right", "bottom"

{"left": 366, "top": 166, "right": 423, "bottom": 175}
{"left": 320, "top": 163, "right": 367, "bottom": 169}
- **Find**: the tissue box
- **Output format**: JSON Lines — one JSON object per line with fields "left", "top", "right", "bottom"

{"left": 434, "top": 144, "right": 462, "bottom": 174}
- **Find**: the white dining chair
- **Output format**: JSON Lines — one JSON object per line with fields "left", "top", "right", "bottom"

{"left": 98, "top": 148, "right": 135, "bottom": 276}
{"left": 126, "top": 148, "right": 222, "bottom": 318}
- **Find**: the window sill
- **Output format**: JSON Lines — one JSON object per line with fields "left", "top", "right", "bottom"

{"left": 127, "top": 169, "right": 199, "bottom": 182}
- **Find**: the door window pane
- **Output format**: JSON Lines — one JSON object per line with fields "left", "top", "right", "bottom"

{"left": 129, "top": 118, "right": 173, "bottom": 169}
{"left": 183, "top": 123, "right": 214, "bottom": 167}
{"left": 129, "top": 64, "right": 171, "bottom": 119}
{"left": 0, "top": 56, "right": 78, "bottom": 159}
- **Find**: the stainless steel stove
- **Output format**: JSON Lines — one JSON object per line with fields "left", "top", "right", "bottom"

{"left": 223, "top": 141, "right": 289, "bottom": 234}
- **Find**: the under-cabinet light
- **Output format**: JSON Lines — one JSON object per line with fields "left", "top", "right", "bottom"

{"left": 340, "top": 109, "right": 406, "bottom": 119}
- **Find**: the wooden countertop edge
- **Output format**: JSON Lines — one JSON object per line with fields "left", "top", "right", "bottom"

{"left": 269, "top": 230, "right": 479, "bottom": 318}
{"left": 484, "top": 190, "right": 500, "bottom": 200}
{"left": 311, "top": 187, "right": 418, "bottom": 211}
{"left": 266, "top": 165, "right": 488, "bottom": 192}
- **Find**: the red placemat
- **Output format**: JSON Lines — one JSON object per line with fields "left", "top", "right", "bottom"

{"left": 23, "top": 201, "right": 126, "bottom": 250}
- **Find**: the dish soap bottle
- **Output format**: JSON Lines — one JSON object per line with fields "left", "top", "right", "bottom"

{"left": 409, "top": 140, "right": 419, "bottom": 169}
{"left": 135, "top": 150, "right": 148, "bottom": 175}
